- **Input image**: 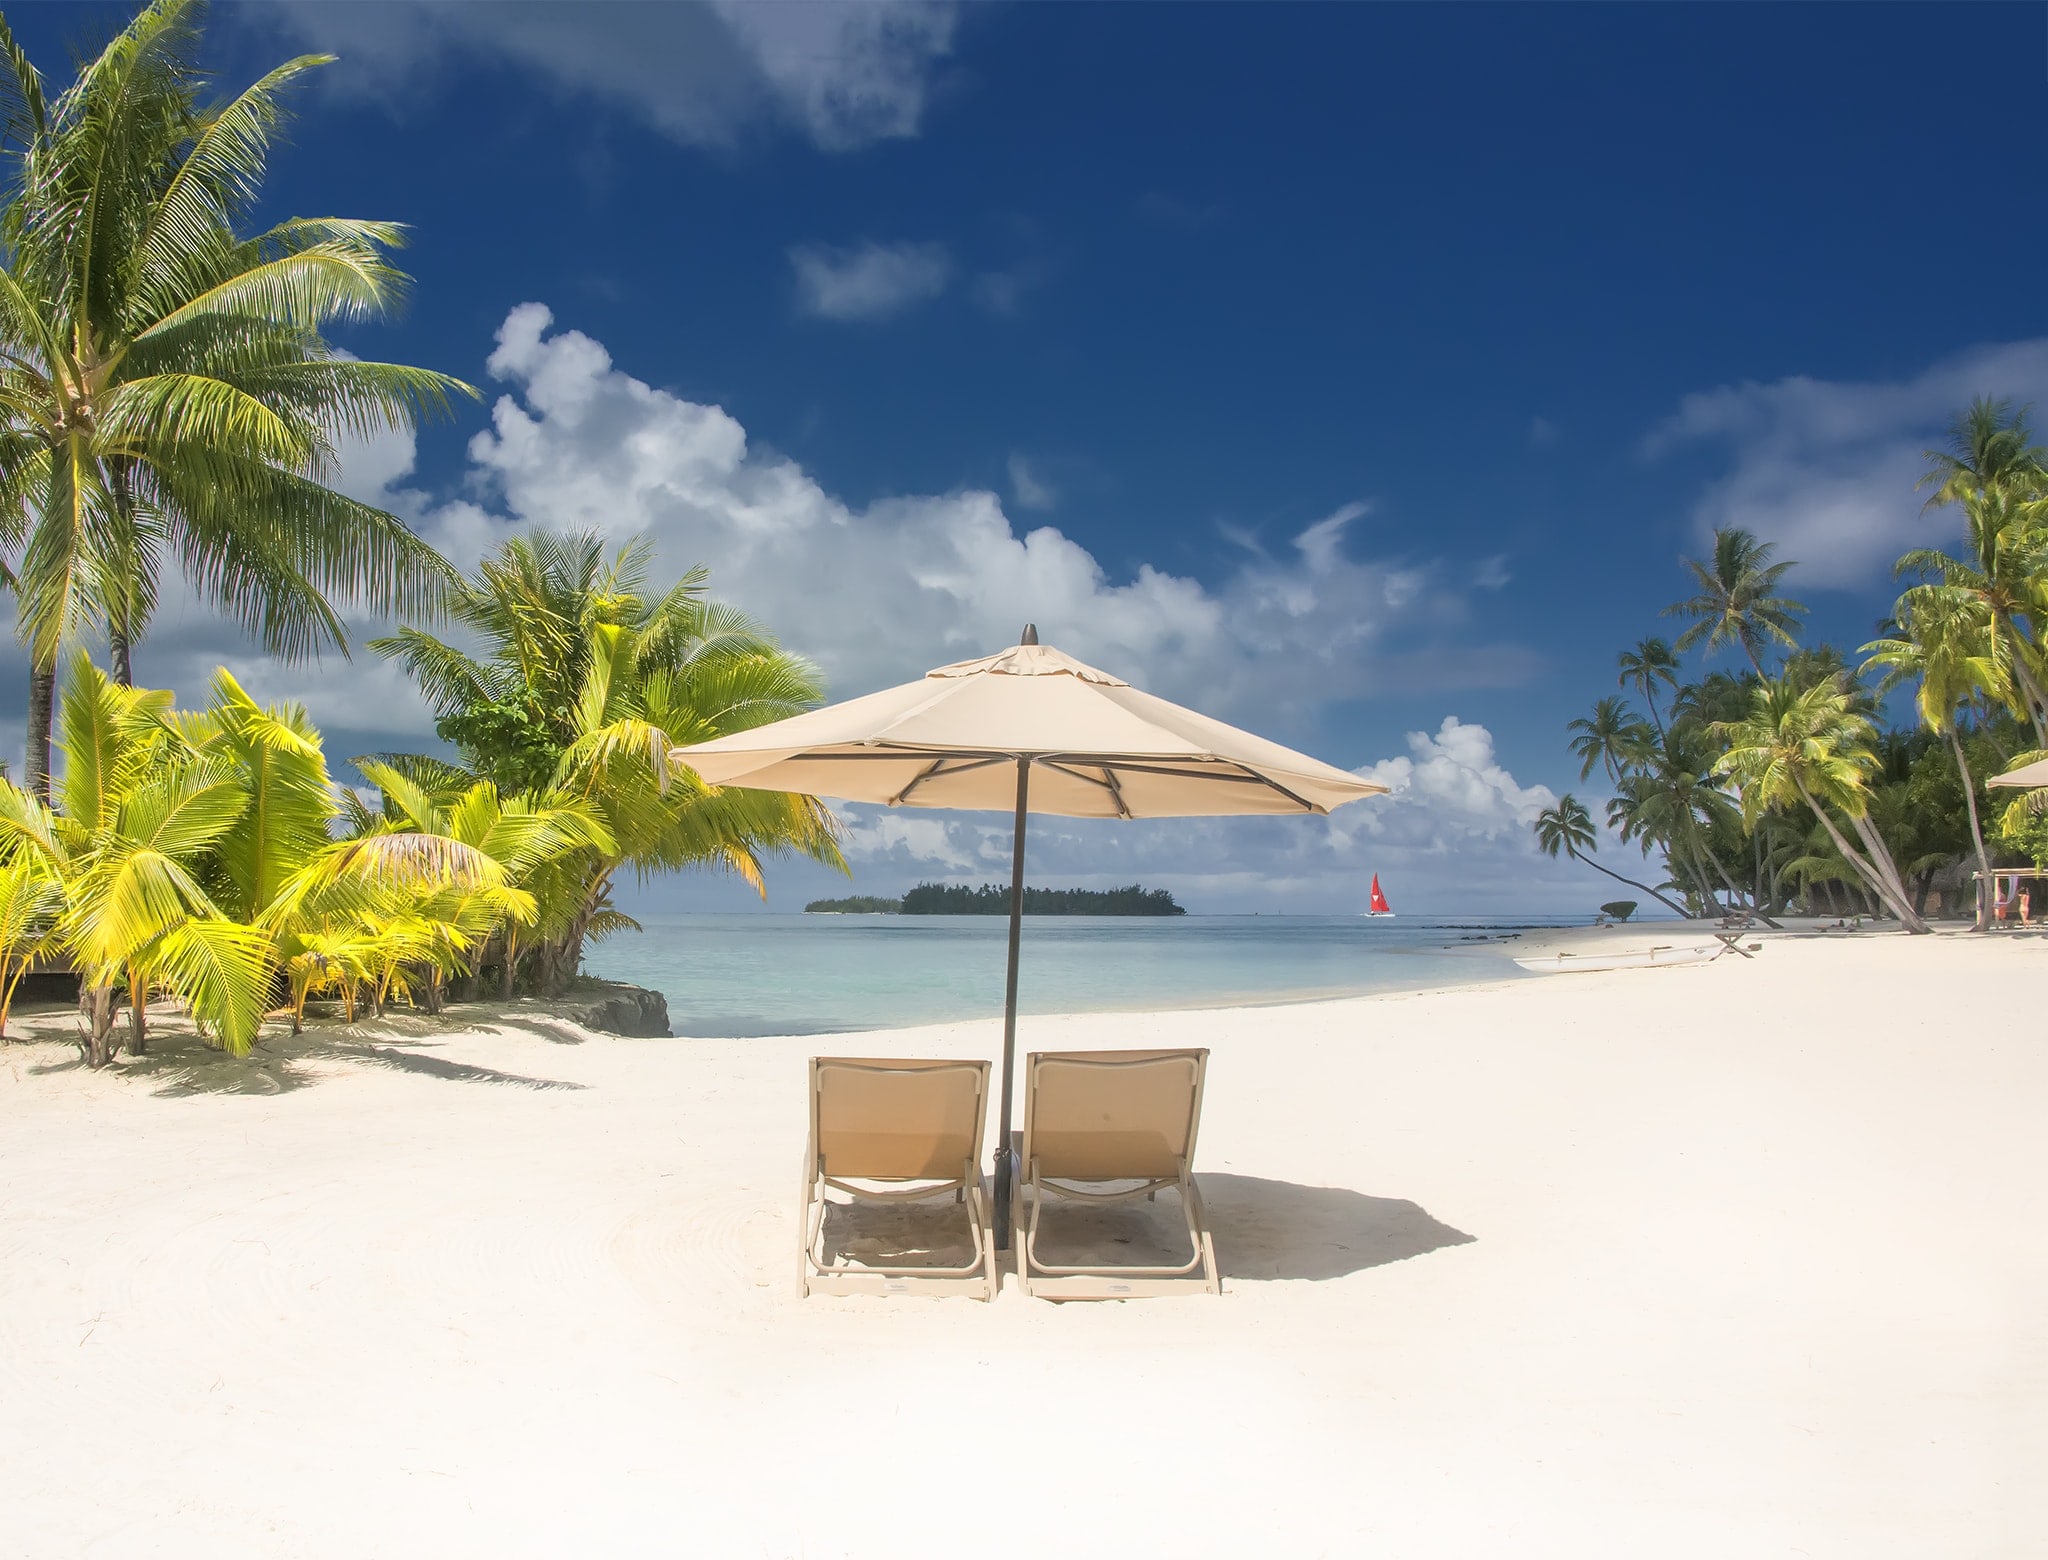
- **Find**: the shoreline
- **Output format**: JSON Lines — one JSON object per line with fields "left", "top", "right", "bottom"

{"left": 3, "top": 933, "right": 2040, "bottom": 1555}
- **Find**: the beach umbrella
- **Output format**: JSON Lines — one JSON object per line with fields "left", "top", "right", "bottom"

{"left": 1988, "top": 756, "right": 2048, "bottom": 789}
{"left": 668, "top": 626, "right": 1387, "bottom": 1245}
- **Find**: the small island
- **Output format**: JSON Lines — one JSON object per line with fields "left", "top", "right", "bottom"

{"left": 800, "top": 895, "right": 905, "bottom": 914}
{"left": 806, "top": 883, "right": 1186, "bottom": 916}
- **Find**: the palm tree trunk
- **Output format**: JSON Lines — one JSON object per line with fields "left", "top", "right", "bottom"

{"left": 126, "top": 968, "right": 147, "bottom": 1056}
{"left": 107, "top": 458, "right": 139, "bottom": 687}
{"left": 25, "top": 658, "right": 55, "bottom": 800}
{"left": 1949, "top": 727, "right": 1994, "bottom": 932}
{"left": 82, "top": 986, "right": 118, "bottom": 1068}
{"left": 1792, "top": 779, "right": 1928, "bottom": 931}
{"left": 1570, "top": 850, "right": 1690, "bottom": 917}
{"left": 1846, "top": 811, "right": 1930, "bottom": 932}
{"left": 1693, "top": 824, "right": 1782, "bottom": 926}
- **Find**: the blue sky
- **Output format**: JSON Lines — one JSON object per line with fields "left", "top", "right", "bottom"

{"left": 9, "top": 2, "right": 2047, "bottom": 913}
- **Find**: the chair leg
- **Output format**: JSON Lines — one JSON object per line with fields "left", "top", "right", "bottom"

{"left": 1013, "top": 1169, "right": 1032, "bottom": 1297}
{"left": 967, "top": 1184, "right": 996, "bottom": 1300}
{"left": 1185, "top": 1175, "right": 1221, "bottom": 1295}
{"left": 796, "top": 1172, "right": 815, "bottom": 1298}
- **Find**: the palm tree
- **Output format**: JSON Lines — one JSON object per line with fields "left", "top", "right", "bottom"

{"left": 1566, "top": 695, "right": 1652, "bottom": 783}
{"left": 1664, "top": 527, "right": 1807, "bottom": 672}
{"left": 344, "top": 760, "right": 609, "bottom": 1010}
{"left": 0, "top": 852, "right": 61, "bottom": 1037}
{"left": 371, "top": 531, "right": 847, "bottom": 994}
{"left": 1920, "top": 397, "right": 2047, "bottom": 507}
{"left": 1862, "top": 587, "right": 2000, "bottom": 928}
{"left": 1533, "top": 794, "right": 1689, "bottom": 916}
{"left": 0, "top": 654, "right": 279, "bottom": 1065}
{"left": 1712, "top": 676, "right": 1930, "bottom": 933}
{"left": 1606, "top": 726, "right": 1756, "bottom": 918}
{"left": 1902, "top": 401, "right": 2048, "bottom": 747}
{"left": 0, "top": 1, "right": 472, "bottom": 794}
{"left": 1617, "top": 636, "right": 1680, "bottom": 734}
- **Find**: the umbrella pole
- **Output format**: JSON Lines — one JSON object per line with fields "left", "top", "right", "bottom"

{"left": 993, "top": 755, "right": 1030, "bottom": 1250}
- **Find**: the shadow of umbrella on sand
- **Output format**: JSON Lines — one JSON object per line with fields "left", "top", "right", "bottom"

{"left": 669, "top": 626, "right": 1386, "bottom": 1247}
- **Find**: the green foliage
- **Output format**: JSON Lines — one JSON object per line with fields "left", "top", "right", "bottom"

{"left": 898, "top": 883, "right": 1185, "bottom": 916}
{"left": 0, "top": 653, "right": 608, "bottom": 1064}
{"left": 1999, "top": 806, "right": 2048, "bottom": 872}
{"left": 1539, "top": 389, "right": 2048, "bottom": 932}
{"left": 1598, "top": 901, "right": 1636, "bottom": 922}
{"left": 1664, "top": 528, "right": 1807, "bottom": 671}
{"left": 371, "top": 530, "right": 846, "bottom": 994}
{"left": 804, "top": 895, "right": 903, "bottom": 914}
{"left": 0, "top": 0, "right": 474, "bottom": 794}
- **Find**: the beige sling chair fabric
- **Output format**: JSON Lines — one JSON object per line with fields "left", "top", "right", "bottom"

{"left": 1015, "top": 1049, "right": 1221, "bottom": 1299}
{"left": 799, "top": 1057, "right": 996, "bottom": 1300}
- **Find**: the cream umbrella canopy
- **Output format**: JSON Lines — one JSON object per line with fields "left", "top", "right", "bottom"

{"left": 1988, "top": 756, "right": 2048, "bottom": 789}
{"left": 669, "top": 626, "right": 1387, "bottom": 1246}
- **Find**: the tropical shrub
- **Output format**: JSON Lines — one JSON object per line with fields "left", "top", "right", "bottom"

{"left": 371, "top": 531, "right": 846, "bottom": 995}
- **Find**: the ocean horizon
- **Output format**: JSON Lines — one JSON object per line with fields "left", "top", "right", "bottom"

{"left": 583, "top": 911, "right": 1593, "bottom": 1037}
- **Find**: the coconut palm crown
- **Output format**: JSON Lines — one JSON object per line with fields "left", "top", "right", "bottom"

{"left": 1664, "top": 527, "right": 1807, "bottom": 672}
{"left": 0, "top": 0, "right": 475, "bottom": 793}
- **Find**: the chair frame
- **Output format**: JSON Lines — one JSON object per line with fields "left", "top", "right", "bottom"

{"left": 798, "top": 1057, "right": 996, "bottom": 1301}
{"left": 1013, "top": 1049, "right": 1221, "bottom": 1299}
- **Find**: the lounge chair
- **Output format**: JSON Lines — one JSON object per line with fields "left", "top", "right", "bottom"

{"left": 1014, "top": 1048, "right": 1221, "bottom": 1299}
{"left": 798, "top": 1057, "right": 996, "bottom": 1300}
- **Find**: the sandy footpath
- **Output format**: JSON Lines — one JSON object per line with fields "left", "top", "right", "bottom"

{"left": 1, "top": 932, "right": 2042, "bottom": 1558}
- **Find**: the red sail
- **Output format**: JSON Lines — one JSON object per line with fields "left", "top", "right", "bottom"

{"left": 1368, "top": 873, "right": 1391, "bottom": 914}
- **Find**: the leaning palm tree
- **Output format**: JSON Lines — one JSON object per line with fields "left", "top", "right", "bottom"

{"left": 1712, "top": 676, "right": 1930, "bottom": 933}
{"left": 1862, "top": 588, "right": 2000, "bottom": 928}
{"left": 1533, "top": 794, "right": 1689, "bottom": 916}
{"left": 1617, "top": 636, "right": 1681, "bottom": 734}
{"left": 1664, "top": 527, "right": 1807, "bottom": 673}
{"left": 1607, "top": 726, "right": 1758, "bottom": 918}
{"left": 0, "top": 0, "right": 472, "bottom": 793}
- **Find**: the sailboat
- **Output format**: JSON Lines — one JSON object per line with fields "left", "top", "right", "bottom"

{"left": 1365, "top": 872, "right": 1394, "bottom": 917}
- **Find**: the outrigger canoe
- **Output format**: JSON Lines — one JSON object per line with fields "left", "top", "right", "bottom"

{"left": 1513, "top": 944, "right": 1721, "bottom": 975}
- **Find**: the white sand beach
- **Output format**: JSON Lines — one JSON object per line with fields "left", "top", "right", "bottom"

{"left": 2, "top": 931, "right": 2042, "bottom": 1558}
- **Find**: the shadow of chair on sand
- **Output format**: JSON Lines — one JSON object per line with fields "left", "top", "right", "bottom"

{"left": 816, "top": 1172, "right": 1473, "bottom": 1284}
{"left": 1197, "top": 1173, "right": 1473, "bottom": 1281}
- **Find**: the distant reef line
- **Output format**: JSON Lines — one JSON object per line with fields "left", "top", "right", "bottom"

{"left": 805, "top": 883, "right": 1186, "bottom": 916}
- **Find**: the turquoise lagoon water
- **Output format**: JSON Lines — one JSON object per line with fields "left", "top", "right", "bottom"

{"left": 582, "top": 913, "right": 1570, "bottom": 1038}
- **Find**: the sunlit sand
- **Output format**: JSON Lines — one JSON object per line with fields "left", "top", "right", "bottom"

{"left": 1, "top": 931, "right": 2040, "bottom": 1557}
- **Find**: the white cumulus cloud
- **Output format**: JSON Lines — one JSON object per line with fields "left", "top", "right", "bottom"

{"left": 1007, "top": 453, "right": 1055, "bottom": 511}
{"left": 1645, "top": 338, "right": 2048, "bottom": 588}
{"left": 240, "top": 0, "right": 957, "bottom": 152}
{"left": 810, "top": 716, "right": 1579, "bottom": 914}
{"left": 0, "top": 301, "right": 1554, "bottom": 911}
{"left": 458, "top": 303, "right": 1536, "bottom": 726}
{"left": 789, "top": 240, "right": 954, "bottom": 322}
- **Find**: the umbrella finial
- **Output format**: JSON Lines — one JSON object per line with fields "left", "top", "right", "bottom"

{"left": 1020, "top": 623, "right": 1038, "bottom": 645}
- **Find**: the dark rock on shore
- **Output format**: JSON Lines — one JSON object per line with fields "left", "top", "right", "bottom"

{"left": 562, "top": 980, "right": 672, "bottom": 1038}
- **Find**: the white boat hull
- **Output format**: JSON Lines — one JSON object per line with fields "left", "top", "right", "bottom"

{"left": 1513, "top": 944, "right": 1719, "bottom": 974}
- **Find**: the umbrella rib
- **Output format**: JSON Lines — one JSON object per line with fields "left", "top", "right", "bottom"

{"left": 892, "top": 754, "right": 1008, "bottom": 805}
{"left": 1075, "top": 757, "right": 1326, "bottom": 814}
{"left": 1099, "top": 764, "right": 1133, "bottom": 821}
{"left": 1038, "top": 758, "right": 1134, "bottom": 820}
